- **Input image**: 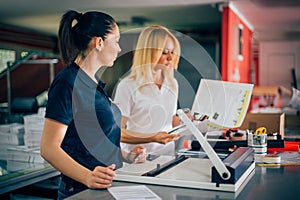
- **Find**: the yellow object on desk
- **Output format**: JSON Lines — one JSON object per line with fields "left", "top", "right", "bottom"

{"left": 254, "top": 127, "right": 267, "bottom": 135}
{"left": 257, "top": 163, "right": 300, "bottom": 167}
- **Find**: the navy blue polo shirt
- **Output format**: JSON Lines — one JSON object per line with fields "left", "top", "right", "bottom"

{"left": 45, "top": 63, "right": 123, "bottom": 187}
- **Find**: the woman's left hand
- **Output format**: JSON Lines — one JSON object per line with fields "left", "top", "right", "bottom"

{"left": 127, "top": 145, "right": 146, "bottom": 163}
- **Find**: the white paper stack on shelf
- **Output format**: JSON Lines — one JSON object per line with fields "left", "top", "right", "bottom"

{"left": 6, "top": 160, "right": 41, "bottom": 172}
{"left": 0, "top": 145, "right": 10, "bottom": 160}
{"left": 6, "top": 146, "right": 46, "bottom": 163}
{"left": 0, "top": 123, "right": 25, "bottom": 145}
{"left": 0, "top": 123, "right": 25, "bottom": 160}
{"left": 23, "top": 112, "right": 45, "bottom": 148}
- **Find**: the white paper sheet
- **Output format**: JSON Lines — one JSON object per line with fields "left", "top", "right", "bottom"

{"left": 191, "top": 79, "right": 253, "bottom": 128}
{"left": 108, "top": 185, "right": 161, "bottom": 200}
{"left": 116, "top": 155, "right": 175, "bottom": 176}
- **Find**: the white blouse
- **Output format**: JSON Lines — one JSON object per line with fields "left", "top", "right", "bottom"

{"left": 114, "top": 78, "right": 178, "bottom": 155}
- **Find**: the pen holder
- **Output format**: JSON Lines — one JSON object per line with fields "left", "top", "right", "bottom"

{"left": 248, "top": 133, "right": 267, "bottom": 162}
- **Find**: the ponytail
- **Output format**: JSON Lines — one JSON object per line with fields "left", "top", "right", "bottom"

{"left": 58, "top": 10, "right": 116, "bottom": 65}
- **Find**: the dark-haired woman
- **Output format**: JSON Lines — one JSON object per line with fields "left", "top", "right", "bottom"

{"left": 40, "top": 10, "right": 145, "bottom": 199}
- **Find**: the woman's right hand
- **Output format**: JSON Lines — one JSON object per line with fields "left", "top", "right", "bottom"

{"left": 86, "top": 164, "right": 116, "bottom": 189}
{"left": 153, "top": 132, "right": 180, "bottom": 144}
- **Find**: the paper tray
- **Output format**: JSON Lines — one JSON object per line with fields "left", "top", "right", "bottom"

{"left": 115, "top": 157, "right": 255, "bottom": 193}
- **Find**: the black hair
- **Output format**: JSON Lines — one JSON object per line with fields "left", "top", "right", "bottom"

{"left": 58, "top": 10, "right": 116, "bottom": 65}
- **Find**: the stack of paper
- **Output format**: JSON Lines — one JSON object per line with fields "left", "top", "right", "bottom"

{"left": 6, "top": 146, "right": 46, "bottom": 163}
{"left": 23, "top": 114, "right": 45, "bottom": 148}
{"left": 0, "top": 123, "right": 25, "bottom": 160}
{"left": 0, "top": 123, "right": 24, "bottom": 146}
{"left": 6, "top": 160, "right": 42, "bottom": 172}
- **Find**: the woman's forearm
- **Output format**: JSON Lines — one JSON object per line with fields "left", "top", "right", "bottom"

{"left": 120, "top": 128, "right": 155, "bottom": 144}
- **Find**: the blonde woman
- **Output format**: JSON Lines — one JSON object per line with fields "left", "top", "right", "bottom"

{"left": 114, "top": 25, "right": 181, "bottom": 156}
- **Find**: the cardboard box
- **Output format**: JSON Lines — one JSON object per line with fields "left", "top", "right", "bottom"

{"left": 239, "top": 113, "right": 285, "bottom": 138}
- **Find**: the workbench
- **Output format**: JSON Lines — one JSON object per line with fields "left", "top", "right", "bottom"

{"left": 66, "top": 165, "right": 300, "bottom": 200}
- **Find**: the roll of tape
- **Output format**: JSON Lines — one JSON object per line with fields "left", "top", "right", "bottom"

{"left": 262, "top": 154, "right": 281, "bottom": 163}
{"left": 254, "top": 154, "right": 267, "bottom": 163}
{"left": 250, "top": 146, "right": 267, "bottom": 153}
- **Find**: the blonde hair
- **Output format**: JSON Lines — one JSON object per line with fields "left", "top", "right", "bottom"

{"left": 126, "top": 25, "right": 181, "bottom": 90}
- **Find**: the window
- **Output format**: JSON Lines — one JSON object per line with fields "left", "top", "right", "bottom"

{"left": 0, "top": 49, "right": 16, "bottom": 74}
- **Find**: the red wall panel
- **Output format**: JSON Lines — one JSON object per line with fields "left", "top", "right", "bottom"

{"left": 221, "top": 6, "right": 252, "bottom": 83}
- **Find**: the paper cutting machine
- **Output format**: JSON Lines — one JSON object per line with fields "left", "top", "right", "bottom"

{"left": 114, "top": 110, "right": 255, "bottom": 193}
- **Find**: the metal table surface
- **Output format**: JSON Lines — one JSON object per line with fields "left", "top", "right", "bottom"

{"left": 67, "top": 165, "right": 300, "bottom": 200}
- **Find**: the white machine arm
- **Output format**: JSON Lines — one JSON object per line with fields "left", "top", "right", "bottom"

{"left": 177, "top": 109, "right": 231, "bottom": 180}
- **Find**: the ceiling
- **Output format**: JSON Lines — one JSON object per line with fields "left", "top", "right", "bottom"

{"left": 0, "top": 0, "right": 300, "bottom": 41}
